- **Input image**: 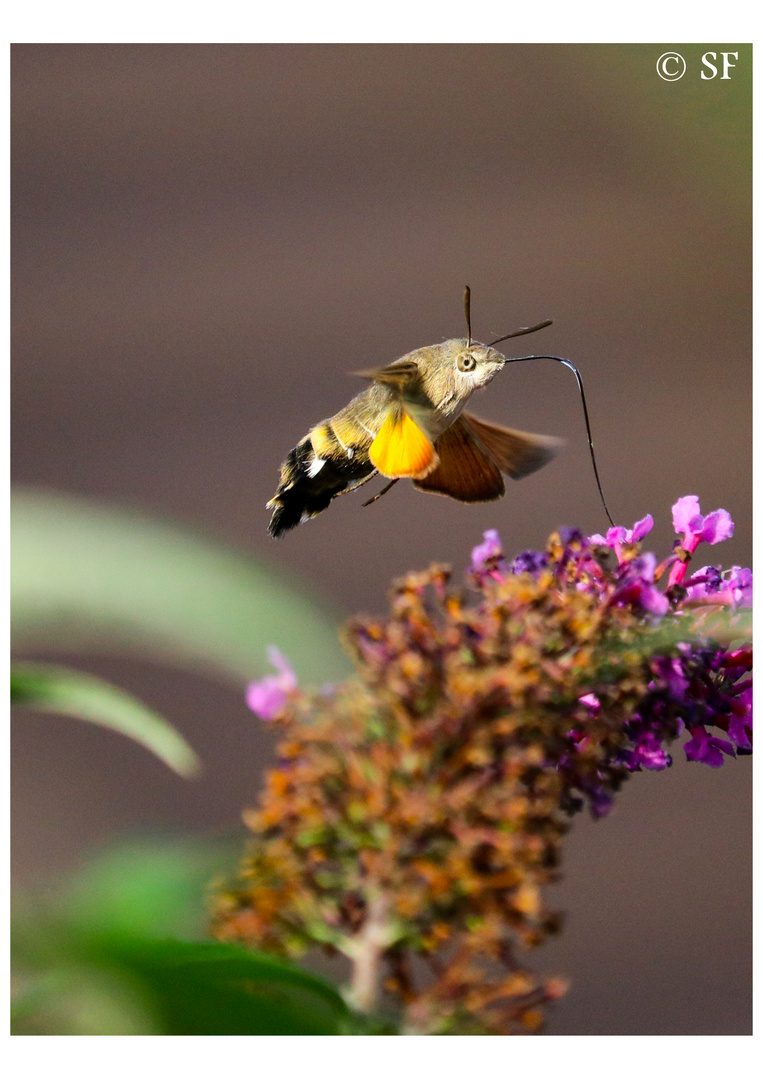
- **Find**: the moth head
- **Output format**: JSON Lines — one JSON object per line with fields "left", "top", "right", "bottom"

{"left": 450, "top": 340, "right": 505, "bottom": 392}
{"left": 408, "top": 339, "right": 506, "bottom": 411}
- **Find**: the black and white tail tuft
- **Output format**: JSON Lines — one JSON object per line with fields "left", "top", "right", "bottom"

{"left": 267, "top": 431, "right": 375, "bottom": 538}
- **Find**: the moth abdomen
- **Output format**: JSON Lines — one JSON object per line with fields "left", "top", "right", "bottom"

{"left": 267, "top": 420, "right": 375, "bottom": 538}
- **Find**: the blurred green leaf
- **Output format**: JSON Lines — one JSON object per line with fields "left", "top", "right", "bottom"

{"left": 12, "top": 962, "right": 161, "bottom": 1035}
{"left": 11, "top": 838, "right": 364, "bottom": 1035}
{"left": 11, "top": 663, "right": 200, "bottom": 779}
{"left": 56, "top": 836, "right": 241, "bottom": 940}
{"left": 88, "top": 938, "right": 356, "bottom": 1035}
{"left": 11, "top": 488, "right": 349, "bottom": 685}
{"left": 13, "top": 927, "right": 357, "bottom": 1035}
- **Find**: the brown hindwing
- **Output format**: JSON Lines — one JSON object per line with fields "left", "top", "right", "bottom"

{"left": 413, "top": 416, "right": 505, "bottom": 502}
{"left": 460, "top": 412, "right": 563, "bottom": 480}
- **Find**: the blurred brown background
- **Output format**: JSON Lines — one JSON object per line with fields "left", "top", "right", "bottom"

{"left": 12, "top": 44, "right": 751, "bottom": 1034}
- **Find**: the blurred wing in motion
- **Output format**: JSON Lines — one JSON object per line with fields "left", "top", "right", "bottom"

{"left": 461, "top": 412, "right": 563, "bottom": 479}
{"left": 413, "top": 416, "right": 504, "bottom": 502}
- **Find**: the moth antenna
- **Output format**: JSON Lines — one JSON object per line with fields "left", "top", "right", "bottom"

{"left": 488, "top": 320, "right": 553, "bottom": 347}
{"left": 503, "top": 353, "right": 615, "bottom": 528}
{"left": 362, "top": 478, "right": 399, "bottom": 507}
{"left": 464, "top": 285, "right": 472, "bottom": 348}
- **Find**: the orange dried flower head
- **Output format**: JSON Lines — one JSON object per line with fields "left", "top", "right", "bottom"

{"left": 212, "top": 511, "right": 751, "bottom": 1034}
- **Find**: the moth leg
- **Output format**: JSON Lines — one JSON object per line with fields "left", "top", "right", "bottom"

{"left": 362, "top": 478, "right": 399, "bottom": 507}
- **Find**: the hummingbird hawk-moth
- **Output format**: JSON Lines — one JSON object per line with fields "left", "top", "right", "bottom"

{"left": 267, "top": 289, "right": 612, "bottom": 537}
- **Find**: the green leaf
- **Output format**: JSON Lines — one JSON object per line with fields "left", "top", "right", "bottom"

{"left": 13, "top": 901, "right": 357, "bottom": 1034}
{"left": 11, "top": 488, "right": 349, "bottom": 686}
{"left": 91, "top": 938, "right": 356, "bottom": 1035}
{"left": 11, "top": 962, "right": 161, "bottom": 1035}
{"left": 11, "top": 663, "right": 201, "bottom": 778}
{"left": 14, "top": 933, "right": 356, "bottom": 1035}
{"left": 12, "top": 837, "right": 386, "bottom": 1034}
{"left": 13, "top": 904, "right": 358, "bottom": 1034}
{"left": 56, "top": 836, "right": 241, "bottom": 940}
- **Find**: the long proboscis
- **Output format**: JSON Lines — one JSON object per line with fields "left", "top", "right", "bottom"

{"left": 501, "top": 353, "right": 615, "bottom": 528}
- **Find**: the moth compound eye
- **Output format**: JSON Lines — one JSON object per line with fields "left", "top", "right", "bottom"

{"left": 457, "top": 353, "right": 477, "bottom": 372}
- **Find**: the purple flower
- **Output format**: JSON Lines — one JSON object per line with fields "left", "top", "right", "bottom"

{"left": 588, "top": 787, "right": 614, "bottom": 819}
{"left": 548, "top": 529, "right": 607, "bottom": 597}
{"left": 557, "top": 527, "right": 585, "bottom": 547}
{"left": 246, "top": 647, "right": 297, "bottom": 720}
{"left": 353, "top": 625, "right": 394, "bottom": 667}
{"left": 669, "top": 497, "right": 735, "bottom": 587}
{"left": 510, "top": 550, "right": 549, "bottom": 576}
{"left": 650, "top": 655, "right": 689, "bottom": 700}
{"left": 589, "top": 514, "right": 654, "bottom": 563}
{"left": 628, "top": 732, "right": 672, "bottom": 771}
{"left": 724, "top": 566, "right": 753, "bottom": 608}
{"left": 470, "top": 529, "right": 507, "bottom": 581}
{"left": 721, "top": 649, "right": 752, "bottom": 672}
{"left": 683, "top": 565, "right": 752, "bottom": 609}
{"left": 684, "top": 565, "right": 724, "bottom": 601}
{"left": 716, "top": 674, "right": 752, "bottom": 750}
{"left": 672, "top": 496, "right": 735, "bottom": 546}
{"left": 613, "top": 552, "right": 670, "bottom": 617}
{"left": 683, "top": 725, "right": 736, "bottom": 768}
{"left": 728, "top": 693, "right": 752, "bottom": 751}
{"left": 578, "top": 693, "right": 600, "bottom": 710}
